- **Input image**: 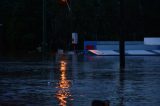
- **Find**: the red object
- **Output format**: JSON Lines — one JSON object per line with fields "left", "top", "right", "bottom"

{"left": 58, "top": 0, "right": 70, "bottom": 6}
{"left": 86, "top": 45, "right": 95, "bottom": 50}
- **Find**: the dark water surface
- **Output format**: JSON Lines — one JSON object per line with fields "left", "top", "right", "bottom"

{"left": 0, "top": 55, "right": 160, "bottom": 106}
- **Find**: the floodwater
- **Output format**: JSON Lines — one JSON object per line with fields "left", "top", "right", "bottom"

{"left": 0, "top": 55, "right": 160, "bottom": 106}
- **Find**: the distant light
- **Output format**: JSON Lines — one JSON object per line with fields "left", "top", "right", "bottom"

{"left": 0, "top": 24, "right": 3, "bottom": 26}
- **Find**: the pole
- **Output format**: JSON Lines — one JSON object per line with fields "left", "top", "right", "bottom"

{"left": 66, "top": 0, "right": 71, "bottom": 12}
{"left": 119, "top": 0, "right": 125, "bottom": 69}
{"left": 119, "top": 33, "right": 125, "bottom": 70}
{"left": 42, "top": 0, "right": 47, "bottom": 60}
{"left": 66, "top": 0, "right": 73, "bottom": 51}
{"left": 0, "top": 24, "right": 3, "bottom": 55}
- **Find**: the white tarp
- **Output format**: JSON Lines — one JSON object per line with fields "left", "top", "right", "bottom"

{"left": 144, "top": 38, "right": 160, "bottom": 45}
{"left": 126, "top": 50, "right": 155, "bottom": 55}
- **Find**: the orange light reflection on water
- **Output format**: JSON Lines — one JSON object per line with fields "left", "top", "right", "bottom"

{"left": 56, "top": 60, "right": 72, "bottom": 106}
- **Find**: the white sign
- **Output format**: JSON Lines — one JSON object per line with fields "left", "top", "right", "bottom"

{"left": 72, "top": 32, "right": 78, "bottom": 44}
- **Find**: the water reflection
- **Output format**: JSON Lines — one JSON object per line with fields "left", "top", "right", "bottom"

{"left": 118, "top": 69, "right": 125, "bottom": 106}
{"left": 56, "top": 60, "right": 72, "bottom": 106}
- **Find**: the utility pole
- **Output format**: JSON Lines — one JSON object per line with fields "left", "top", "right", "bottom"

{"left": 0, "top": 24, "right": 3, "bottom": 55}
{"left": 66, "top": 0, "right": 71, "bottom": 12}
{"left": 66, "top": 0, "right": 73, "bottom": 51}
{"left": 65, "top": 0, "right": 73, "bottom": 51}
{"left": 59, "top": 0, "right": 71, "bottom": 12}
{"left": 119, "top": 0, "right": 125, "bottom": 69}
{"left": 58, "top": 0, "right": 72, "bottom": 50}
{"left": 42, "top": 0, "right": 47, "bottom": 60}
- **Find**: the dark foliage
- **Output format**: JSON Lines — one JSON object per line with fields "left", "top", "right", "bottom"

{"left": 0, "top": 0, "right": 160, "bottom": 55}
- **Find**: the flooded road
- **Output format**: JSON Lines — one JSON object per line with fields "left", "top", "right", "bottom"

{"left": 0, "top": 55, "right": 160, "bottom": 106}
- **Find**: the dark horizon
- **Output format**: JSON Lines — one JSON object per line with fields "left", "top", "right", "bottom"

{"left": 0, "top": 0, "right": 160, "bottom": 56}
